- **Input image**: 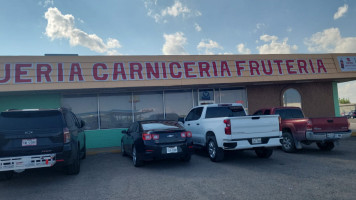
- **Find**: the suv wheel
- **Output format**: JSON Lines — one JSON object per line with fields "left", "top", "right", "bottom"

{"left": 282, "top": 132, "right": 296, "bottom": 153}
{"left": 66, "top": 146, "right": 81, "bottom": 175}
{"left": 207, "top": 137, "right": 224, "bottom": 162}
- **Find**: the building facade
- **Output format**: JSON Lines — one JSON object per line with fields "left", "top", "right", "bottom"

{"left": 1, "top": 53, "right": 356, "bottom": 148}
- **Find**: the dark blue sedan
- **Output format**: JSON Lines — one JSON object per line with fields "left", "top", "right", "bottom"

{"left": 121, "top": 120, "right": 193, "bottom": 167}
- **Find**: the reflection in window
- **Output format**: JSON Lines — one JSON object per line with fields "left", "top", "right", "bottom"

{"left": 62, "top": 95, "right": 98, "bottom": 130}
{"left": 220, "top": 88, "right": 247, "bottom": 108}
{"left": 283, "top": 88, "right": 302, "bottom": 108}
{"left": 99, "top": 94, "right": 132, "bottom": 129}
{"left": 165, "top": 90, "right": 193, "bottom": 120}
{"left": 133, "top": 92, "right": 164, "bottom": 121}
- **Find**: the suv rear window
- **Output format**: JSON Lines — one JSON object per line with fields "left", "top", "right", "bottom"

{"left": 0, "top": 111, "right": 63, "bottom": 130}
{"left": 205, "top": 106, "right": 246, "bottom": 118}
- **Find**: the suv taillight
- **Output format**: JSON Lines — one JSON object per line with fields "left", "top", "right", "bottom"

{"left": 63, "top": 127, "right": 71, "bottom": 143}
{"left": 224, "top": 119, "right": 231, "bottom": 135}
{"left": 306, "top": 120, "right": 313, "bottom": 131}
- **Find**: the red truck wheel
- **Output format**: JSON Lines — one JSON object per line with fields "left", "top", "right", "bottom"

{"left": 281, "top": 132, "right": 296, "bottom": 153}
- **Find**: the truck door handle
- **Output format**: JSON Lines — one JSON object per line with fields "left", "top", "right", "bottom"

{"left": 196, "top": 123, "right": 200, "bottom": 125}
{"left": 252, "top": 117, "right": 260, "bottom": 120}
{"left": 327, "top": 120, "right": 333, "bottom": 123}
{"left": 187, "top": 123, "right": 190, "bottom": 126}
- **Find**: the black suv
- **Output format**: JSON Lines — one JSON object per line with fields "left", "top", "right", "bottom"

{"left": 0, "top": 108, "right": 86, "bottom": 180}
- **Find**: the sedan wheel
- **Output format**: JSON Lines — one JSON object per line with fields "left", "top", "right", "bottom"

{"left": 132, "top": 146, "right": 143, "bottom": 167}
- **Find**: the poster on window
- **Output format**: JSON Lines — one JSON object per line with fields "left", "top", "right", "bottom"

{"left": 338, "top": 56, "right": 356, "bottom": 72}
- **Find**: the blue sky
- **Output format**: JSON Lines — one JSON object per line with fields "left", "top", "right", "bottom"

{"left": 0, "top": 0, "right": 356, "bottom": 102}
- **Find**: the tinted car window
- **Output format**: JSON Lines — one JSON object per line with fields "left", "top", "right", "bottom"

{"left": 185, "top": 107, "right": 203, "bottom": 121}
{"left": 141, "top": 121, "right": 183, "bottom": 131}
{"left": 275, "top": 108, "right": 304, "bottom": 119}
{"left": 0, "top": 111, "right": 63, "bottom": 130}
{"left": 253, "top": 110, "right": 263, "bottom": 115}
{"left": 264, "top": 110, "right": 271, "bottom": 115}
{"left": 205, "top": 106, "right": 246, "bottom": 118}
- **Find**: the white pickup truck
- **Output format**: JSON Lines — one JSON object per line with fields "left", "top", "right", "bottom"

{"left": 181, "top": 103, "right": 282, "bottom": 162}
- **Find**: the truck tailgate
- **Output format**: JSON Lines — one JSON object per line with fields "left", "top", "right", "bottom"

{"left": 230, "top": 115, "right": 281, "bottom": 138}
{"left": 310, "top": 117, "right": 349, "bottom": 133}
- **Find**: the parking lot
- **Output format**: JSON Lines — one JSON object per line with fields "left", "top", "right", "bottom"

{"left": 1, "top": 136, "right": 356, "bottom": 200}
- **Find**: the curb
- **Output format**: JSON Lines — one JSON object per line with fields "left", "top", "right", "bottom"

{"left": 87, "top": 147, "right": 121, "bottom": 156}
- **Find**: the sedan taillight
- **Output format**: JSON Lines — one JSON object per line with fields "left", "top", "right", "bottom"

{"left": 142, "top": 133, "right": 159, "bottom": 140}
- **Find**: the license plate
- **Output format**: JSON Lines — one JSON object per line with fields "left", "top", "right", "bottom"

{"left": 252, "top": 138, "right": 262, "bottom": 144}
{"left": 167, "top": 146, "right": 178, "bottom": 154}
{"left": 22, "top": 139, "right": 37, "bottom": 146}
{"left": 326, "top": 133, "right": 335, "bottom": 138}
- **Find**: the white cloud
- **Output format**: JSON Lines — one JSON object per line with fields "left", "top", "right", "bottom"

{"left": 304, "top": 27, "right": 356, "bottom": 53}
{"left": 237, "top": 44, "right": 251, "bottom": 54}
{"left": 145, "top": 0, "right": 201, "bottom": 23}
{"left": 338, "top": 81, "right": 356, "bottom": 103}
{"left": 287, "top": 27, "right": 292, "bottom": 32}
{"left": 194, "top": 23, "right": 202, "bottom": 32}
{"left": 38, "top": 0, "right": 54, "bottom": 7}
{"left": 334, "top": 4, "right": 348, "bottom": 20}
{"left": 197, "top": 39, "right": 223, "bottom": 55}
{"left": 44, "top": 7, "right": 121, "bottom": 55}
{"left": 257, "top": 34, "right": 298, "bottom": 54}
{"left": 161, "top": 1, "right": 190, "bottom": 17}
{"left": 162, "top": 32, "right": 188, "bottom": 55}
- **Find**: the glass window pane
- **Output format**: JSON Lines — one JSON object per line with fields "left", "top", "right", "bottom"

{"left": 133, "top": 92, "right": 163, "bottom": 121}
{"left": 62, "top": 95, "right": 98, "bottom": 130}
{"left": 283, "top": 88, "right": 302, "bottom": 108}
{"left": 165, "top": 90, "right": 193, "bottom": 120}
{"left": 220, "top": 88, "right": 247, "bottom": 107}
{"left": 99, "top": 94, "right": 132, "bottom": 129}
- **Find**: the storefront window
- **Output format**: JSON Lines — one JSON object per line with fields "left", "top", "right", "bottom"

{"left": 165, "top": 90, "right": 193, "bottom": 120}
{"left": 99, "top": 94, "right": 132, "bottom": 129}
{"left": 62, "top": 95, "right": 99, "bottom": 130}
{"left": 220, "top": 88, "right": 247, "bottom": 108}
{"left": 133, "top": 92, "right": 164, "bottom": 121}
{"left": 283, "top": 88, "right": 302, "bottom": 108}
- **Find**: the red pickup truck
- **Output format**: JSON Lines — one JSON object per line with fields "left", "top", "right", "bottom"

{"left": 253, "top": 107, "right": 351, "bottom": 152}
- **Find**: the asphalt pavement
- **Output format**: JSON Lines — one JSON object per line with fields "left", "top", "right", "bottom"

{"left": 1, "top": 137, "right": 356, "bottom": 200}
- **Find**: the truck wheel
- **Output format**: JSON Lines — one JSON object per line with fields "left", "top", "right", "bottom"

{"left": 0, "top": 171, "right": 13, "bottom": 181}
{"left": 66, "top": 146, "right": 81, "bottom": 175}
{"left": 316, "top": 142, "right": 335, "bottom": 151}
{"left": 255, "top": 148, "right": 273, "bottom": 158}
{"left": 132, "top": 146, "right": 143, "bottom": 167}
{"left": 121, "top": 141, "right": 127, "bottom": 157}
{"left": 207, "top": 137, "right": 224, "bottom": 162}
{"left": 282, "top": 132, "right": 296, "bottom": 153}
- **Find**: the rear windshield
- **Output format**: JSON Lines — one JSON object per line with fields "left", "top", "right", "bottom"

{"left": 275, "top": 108, "right": 304, "bottom": 119}
{"left": 0, "top": 111, "right": 63, "bottom": 130}
{"left": 141, "top": 121, "right": 183, "bottom": 131}
{"left": 205, "top": 106, "right": 246, "bottom": 118}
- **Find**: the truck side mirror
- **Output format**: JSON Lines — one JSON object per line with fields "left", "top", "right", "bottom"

{"left": 122, "top": 130, "right": 128, "bottom": 134}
